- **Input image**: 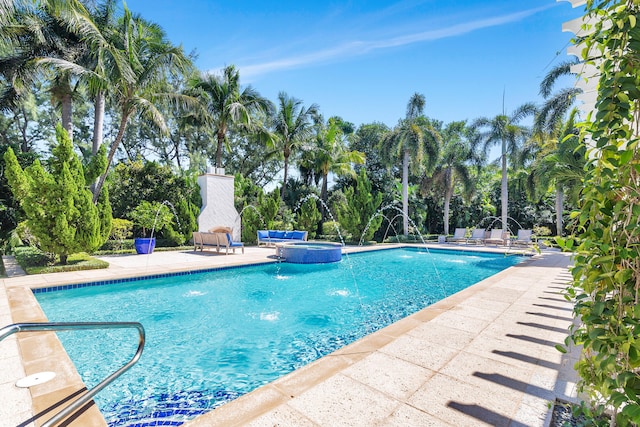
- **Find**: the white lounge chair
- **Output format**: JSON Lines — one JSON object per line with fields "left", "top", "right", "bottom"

{"left": 484, "top": 229, "right": 507, "bottom": 246}
{"left": 514, "top": 229, "right": 534, "bottom": 247}
{"left": 447, "top": 228, "right": 467, "bottom": 243}
{"left": 466, "top": 228, "right": 486, "bottom": 245}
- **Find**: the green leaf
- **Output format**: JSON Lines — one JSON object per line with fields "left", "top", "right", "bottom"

{"left": 629, "top": 345, "right": 640, "bottom": 366}
{"left": 621, "top": 404, "right": 640, "bottom": 422}
{"left": 593, "top": 302, "right": 606, "bottom": 316}
{"left": 617, "top": 92, "right": 630, "bottom": 103}
{"left": 611, "top": 391, "right": 628, "bottom": 407}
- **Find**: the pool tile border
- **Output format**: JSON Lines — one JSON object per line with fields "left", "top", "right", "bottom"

{"left": 30, "top": 261, "right": 277, "bottom": 294}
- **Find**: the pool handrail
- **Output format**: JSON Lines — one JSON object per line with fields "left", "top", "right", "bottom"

{"left": 0, "top": 321, "right": 145, "bottom": 427}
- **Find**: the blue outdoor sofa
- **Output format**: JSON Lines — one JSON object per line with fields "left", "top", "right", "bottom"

{"left": 257, "top": 230, "right": 308, "bottom": 247}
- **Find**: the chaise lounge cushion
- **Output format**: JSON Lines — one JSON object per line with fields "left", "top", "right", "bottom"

{"left": 257, "top": 230, "right": 269, "bottom": 240}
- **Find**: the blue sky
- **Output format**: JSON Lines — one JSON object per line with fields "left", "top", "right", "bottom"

{"left": 127, "top": 0, "right": 584, "bottom": 129}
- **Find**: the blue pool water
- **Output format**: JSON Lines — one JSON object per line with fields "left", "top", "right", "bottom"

{"left": 35, "top": 248, "right": 524, "bottom": 426}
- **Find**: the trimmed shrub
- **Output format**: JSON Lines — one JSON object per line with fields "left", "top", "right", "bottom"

{"left": 14, "top": 246, "right": 55, "bottom": 268}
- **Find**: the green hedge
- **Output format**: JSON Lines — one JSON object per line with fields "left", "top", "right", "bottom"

{"left": 13, "top": 246, "right": 55, "bottom": 267}
{"left": 13, "top": 246, "right": 108, "bottom": 274}
{"left": 98, "top": 238, "right": 186, "bottom": 252}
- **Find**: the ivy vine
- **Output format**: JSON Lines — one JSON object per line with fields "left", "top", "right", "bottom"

{"left": 560, "top": 1, "right": 640, "bottom": 425}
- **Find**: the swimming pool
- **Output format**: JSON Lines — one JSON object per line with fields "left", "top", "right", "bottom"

{"left": 35, "top": 247, "right": 524, "bottom": 426}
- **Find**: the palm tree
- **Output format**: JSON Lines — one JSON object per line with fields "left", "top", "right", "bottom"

{"left": 79, "top": 0, "right": 126, "bottom": 156}
{"left": 187, "top": 65, "right": 273, "bottom": 169}
{"left": 471, "top": 103, "right": 536, "bottom": 231}
{"left": 312, "top": 117, "right": 365, "bottom": 216}
{"left": 422, "top": 121, "right": 479, "bottom": 235}
{"left": 535, "top": 58, "right": 582, "bottom": 133}
{"left": 92, "top": 7, "right": 192, "bottom": 202}
{"left": 380, "top": 93, "right": 440, "bottom": 235}
{"left": 271, "top": 92, "right": 318, "bottom": 201}
{"left": 0, "top": 0, "right": 86, "bottom": 139}
{"left": 528, "top": 109, "right": 585, "bottom": 235}
{"left": 1, "top": 0, "right": 132, "bottom": 154}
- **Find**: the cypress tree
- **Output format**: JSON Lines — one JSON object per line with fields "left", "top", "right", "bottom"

{"left": 296, "top": 198, "right": 322, "bottom": 238}
{"left": 4, "top": 125, "right": 112, "bottom": 264}
{"left": 338, "top": 169, "right": 383, "bottom": 243}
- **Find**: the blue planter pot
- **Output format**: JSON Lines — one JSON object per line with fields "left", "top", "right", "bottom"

{"left": 134, "top": 237, "right": 156, "bottom": 254}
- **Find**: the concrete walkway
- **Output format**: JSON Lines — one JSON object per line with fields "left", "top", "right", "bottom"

{"left": 2, "top": 255, "right": 26, "bottom": 277}
{"left": 1, "top": 245, "right": 580, "bottom": 427}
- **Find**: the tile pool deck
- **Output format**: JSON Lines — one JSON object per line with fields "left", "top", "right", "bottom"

{"left": 1, "top": 244, "right": 580, "bottom": 426}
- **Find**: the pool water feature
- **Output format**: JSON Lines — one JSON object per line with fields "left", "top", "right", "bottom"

{"left": 35, "top": 248, "right": 524, "bottom": 426}
{"left": 279, "top": 242, "right": 342, "bottom": 263}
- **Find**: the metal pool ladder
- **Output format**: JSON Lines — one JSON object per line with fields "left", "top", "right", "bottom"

{"left": 0, "top": 321, "right": 145, "bottom": 427}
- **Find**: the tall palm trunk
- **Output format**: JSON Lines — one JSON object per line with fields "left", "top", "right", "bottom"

{"left": 281, "top": 148, "right": 290, "bottom": 200}
{"left": 501, "top": 138, "right": 508, "bottom": 230}
{"left": 402, "top": 149, "right": 409, "bottom": 235}
{"left": 443, "top": 170, "right": 454, "bottom": 236}
{"left": 215, "top": 127, "right": 225, "bottom": 169}
{"left": 321, "top": 172, "right": 328, "bottom": 220}
{"left": 19, "top": 106, "right": 29, "bottom": 152}
{"left": 61, "top": 92, "right": 73, "bottom": 141}
{"left": 93, "top": 111, "right": 131, "bottom": 203}
{"left": 53, "top": 75, "right": 74, "bottom": 141}
{"left": 90, "top": 91, "right": 106, "bottom": 193}
{"left": 92, "top": 91, "right": 105, "bottom": 155}
{"left": 555, "top": 185, "right": 564, "bottom": 236}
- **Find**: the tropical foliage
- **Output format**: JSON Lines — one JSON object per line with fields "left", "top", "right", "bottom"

{"left": 471, "top": 103, "right": 536, "bottom": 230}
{"left": 559, "top": 2, "right": 640, "bottom": 425}
{"left": 295, "top": 198, "right": 322, "bottom": 239}
{"left": 271, "top": 92, "right": 318, "bottom": 200}
{"left": 129, "top": 201, "right": 174, "bottom": 238}
{"left": 3, "top": 125, "right": 111, "bottom": 264}
{"left": 337, "top": 169, "right": 383, "bottom": 243}
{"left": 421, "top": 120, "right": 479, "bottom": 235}
{"left": 108, "top": 160, "right": 200, "bottom": 245}
{"left": 380, "top": 93, "right": 440, "bottom": 235}
{"left": 187, "top": 65, "right": 273, "bottom": 169}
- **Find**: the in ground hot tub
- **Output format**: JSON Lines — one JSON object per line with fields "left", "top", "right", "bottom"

{"left": 278, "top": 242, "right": 342, "bottom": 264}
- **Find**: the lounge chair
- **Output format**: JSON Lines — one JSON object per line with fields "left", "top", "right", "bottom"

{"left": 218, "top": 232, "right": 244, "bottom": 254}
{"left": 195, "top": 232, "right": 220, "bottom": 252}
{"left": 466, "top": 228, "right": 486, "bottom": 245}
{"left": 484, "top": 228, "right": 507, "bottom": 246}
{"left": 513, "top": 229, "right": 534, "bottom": 247}
{"left": 447, "top": 228, "right": 467, "bottom": 244}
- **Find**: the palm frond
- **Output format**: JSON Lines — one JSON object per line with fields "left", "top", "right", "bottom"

{"left": 539, "top": 58, "right": 580, "bottom": 98}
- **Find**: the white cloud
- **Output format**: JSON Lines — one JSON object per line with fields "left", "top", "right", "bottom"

{"left": 226, "top": 4, "right": 554, "bottom": 80}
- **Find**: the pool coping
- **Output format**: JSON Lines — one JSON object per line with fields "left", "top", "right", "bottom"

{"left": 1, "top": 244, "right": 578, "bottom": 426}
